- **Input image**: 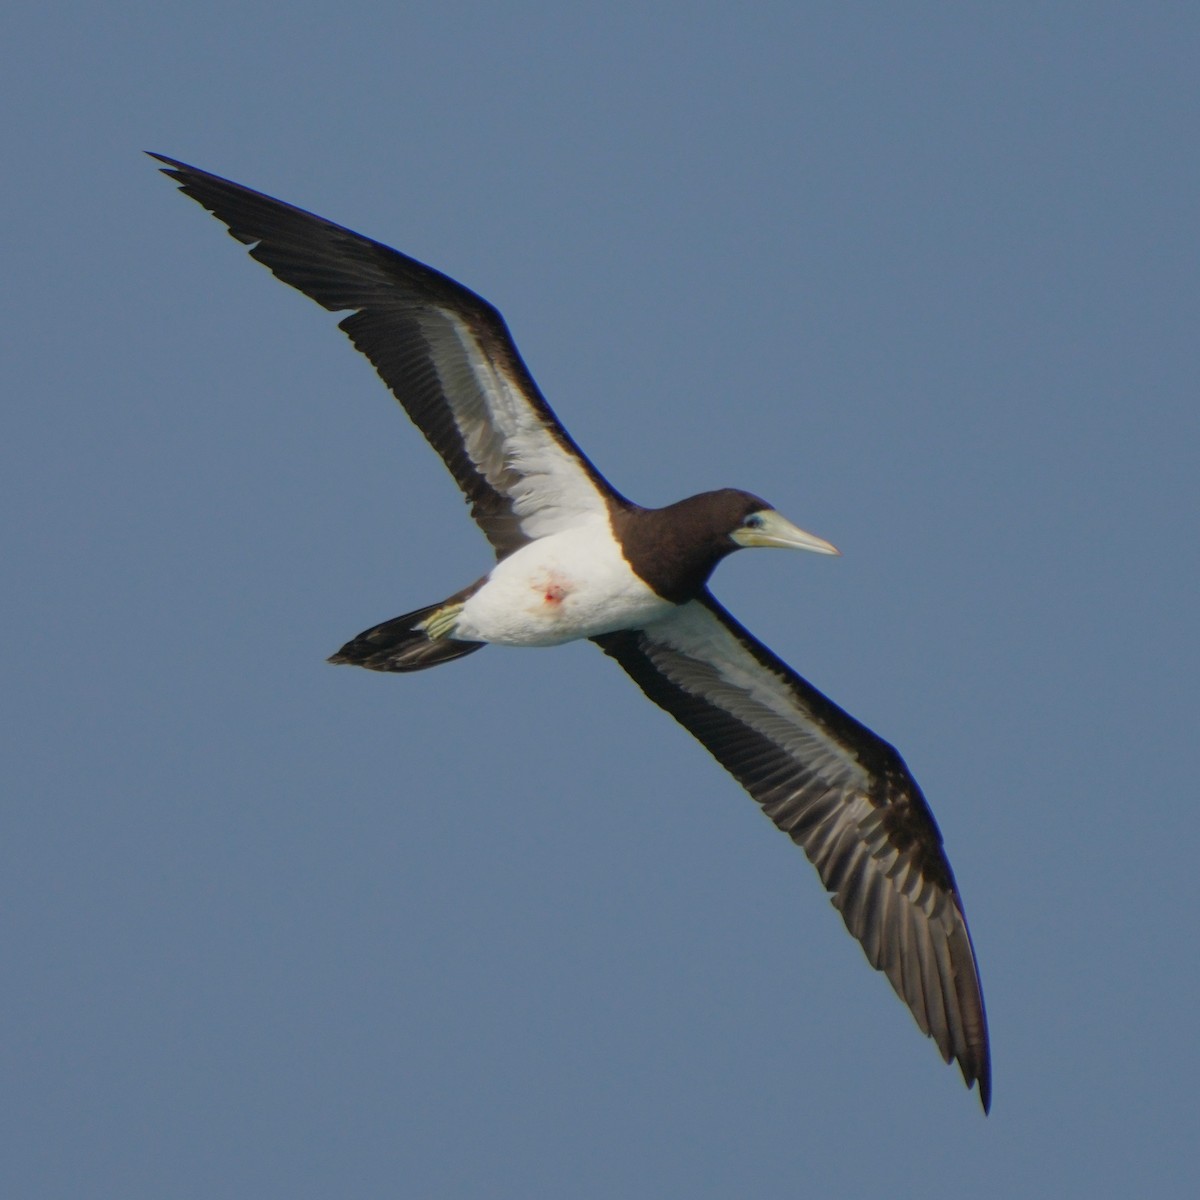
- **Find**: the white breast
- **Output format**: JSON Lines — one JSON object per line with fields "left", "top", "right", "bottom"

{"left": 453, "top": 516, "right": 675, "bottom": 647}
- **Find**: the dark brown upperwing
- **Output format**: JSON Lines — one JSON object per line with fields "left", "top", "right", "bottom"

{"left": 593, "top": 593, "right": 990, "bottom": 1111}
{"left": 151, "top": 154, "right": 617, "bottom": 557}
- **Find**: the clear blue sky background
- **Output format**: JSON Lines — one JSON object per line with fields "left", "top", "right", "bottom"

{"left": 3, "top": 4, "right": 1196, "bottom": 1197}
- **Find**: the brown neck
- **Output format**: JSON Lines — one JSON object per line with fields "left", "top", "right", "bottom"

{"left": 608, "top": 495, "right": 742, "bottom": 604}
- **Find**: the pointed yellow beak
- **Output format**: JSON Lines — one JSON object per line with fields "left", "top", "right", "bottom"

{"left": 730, "top": 510, "right": 841, "bottom": 555}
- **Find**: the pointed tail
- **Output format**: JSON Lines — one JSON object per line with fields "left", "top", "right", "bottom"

{"left": 329, "top": 586, "right": 485, "bottom": 673}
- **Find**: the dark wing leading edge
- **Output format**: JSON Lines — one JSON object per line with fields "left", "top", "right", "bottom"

{"left": 593, "top": 595, "right": 991, "bottom": 1111}
{"left": 151, "top": 154, "right": 618, "bottom": 558}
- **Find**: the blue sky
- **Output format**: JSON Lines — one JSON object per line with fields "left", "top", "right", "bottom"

{"left": 3, "top": 4, "right": 1196, "bottom": 1197}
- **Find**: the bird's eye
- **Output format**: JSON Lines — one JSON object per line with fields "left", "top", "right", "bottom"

{"left": 744, "top": 513, "right": 765, "bottom": 529}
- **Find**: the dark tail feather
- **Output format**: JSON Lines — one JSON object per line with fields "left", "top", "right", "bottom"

{"left": 329, "top": 593, "right": 485, "bottom": 673}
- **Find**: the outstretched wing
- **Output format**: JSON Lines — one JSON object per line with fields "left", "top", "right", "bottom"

{"left": 152, "top": 154, "right": 619, "bottom": 557}
{"left": 594, "top": 595, "right": 991, "bottom": 1110}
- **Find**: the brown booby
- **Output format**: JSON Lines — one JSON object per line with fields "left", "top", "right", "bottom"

{"left": 152, "top": 154, "right": 991, "bottom": 1111}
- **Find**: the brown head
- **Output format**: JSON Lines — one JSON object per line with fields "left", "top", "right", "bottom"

{"left": 610, "top": 488, "right": 839, "bottom": 604}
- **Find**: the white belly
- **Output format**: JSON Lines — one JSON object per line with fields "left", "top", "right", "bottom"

{"left": 453, "top": 518, "right": 675, "bottom": 647}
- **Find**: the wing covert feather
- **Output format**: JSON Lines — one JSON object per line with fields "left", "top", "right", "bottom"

{"left": 152, "top": 154, "right": 616, "bottom": 556}
{"left": 593, "top": 595, "right": 991, "bottom": 1110}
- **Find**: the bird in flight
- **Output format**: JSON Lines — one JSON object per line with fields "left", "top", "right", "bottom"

{"left": 152, "top": 154, "right": 991, "bottom": 1111}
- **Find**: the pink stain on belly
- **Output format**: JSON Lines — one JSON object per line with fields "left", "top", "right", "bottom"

{"left": 532, "top": 572, "right": 570, "bottom": 609}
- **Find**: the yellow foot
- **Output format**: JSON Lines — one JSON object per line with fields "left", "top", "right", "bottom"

{"left": 417, "top": 601, "right": 465, "bottom": 641}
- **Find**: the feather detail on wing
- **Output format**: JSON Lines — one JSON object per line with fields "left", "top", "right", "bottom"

{"left": 593, "top": 594, "right": 991, "bottom": 1111}
{"left": 152, "top": 155, "right": 617, "bottom": 557}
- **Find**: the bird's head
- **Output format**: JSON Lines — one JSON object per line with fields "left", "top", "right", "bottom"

{"left": 726, "top": 493, "right": 841, "bottom": 556}
{"left": 724, "top": 501, "right": 840, "bottom": 552}
{"left": 613, "top": 488, "right": 839, "bottom": 604}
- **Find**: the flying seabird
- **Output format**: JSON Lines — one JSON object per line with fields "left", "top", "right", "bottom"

{"left": 152, "top": 154, "right": 991, "bottom": 1111}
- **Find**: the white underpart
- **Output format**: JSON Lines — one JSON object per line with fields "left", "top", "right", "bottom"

{"left": 422, "top": 312, "right": 612, "bottom": 540}
{"left": 453, "top": 515, "right": 675, "bottom": 646}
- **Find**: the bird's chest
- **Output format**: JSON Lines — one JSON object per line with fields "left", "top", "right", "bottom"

{"left": 454, "top": 525, "right": 675, "bottom": 647}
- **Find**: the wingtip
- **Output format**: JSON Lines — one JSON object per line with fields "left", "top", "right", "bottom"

{"left": 963, "top": 1049, "right": 992, "bottom": 1114}
{"left": 147, "top": 152, "right": 207, "bottom": 181}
